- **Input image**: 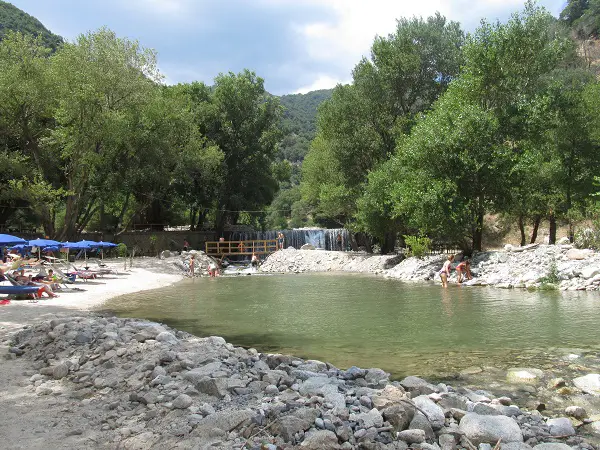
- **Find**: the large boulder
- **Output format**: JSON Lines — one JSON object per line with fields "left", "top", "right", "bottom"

{"left": 412, "top": 395, "right": 445, "bottom": 430}
{"left": 300, "top": 430, "right": 340, "bottom": 449}
{"left": 546, "top": 417, "right": 575, "bottom": 437}
{"left": 190, "top": 409, "right": 254, "bottom": 438}
{"left": 271, "top": 407, "right": 320, "bottom": 442}
{"left": 566, "top": 248, "right": 592, "bottom": 260}
{"left": 573, "top": 374, "right": 600, "bottom": 395}
{"left": 458, "top": 413, "right": 523, "bottom": 445}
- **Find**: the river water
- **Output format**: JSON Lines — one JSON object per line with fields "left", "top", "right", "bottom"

{"left": 102, "top": 273, "right": 600, "bottom": 381}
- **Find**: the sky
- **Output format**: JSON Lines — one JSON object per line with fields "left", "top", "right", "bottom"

{"left": 11, "top": 0, "right": 567, "bottom": 95}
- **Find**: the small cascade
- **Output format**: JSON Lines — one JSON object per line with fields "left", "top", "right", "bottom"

{"left": 229, "top": 228, "right": 349, "bottom": 250}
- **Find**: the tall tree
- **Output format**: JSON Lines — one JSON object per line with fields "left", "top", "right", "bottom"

{"left": 302, "top": 13, "right": 464, "bottom": 251}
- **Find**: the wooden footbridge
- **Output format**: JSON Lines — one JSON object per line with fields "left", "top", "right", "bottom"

{"left": 205, "top": 239, "right": 278, "bottom": 257}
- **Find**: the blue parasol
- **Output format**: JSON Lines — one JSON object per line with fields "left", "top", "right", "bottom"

{"left": 29, "top": 238, "right": 62, "bottom": 248}
{"left": 0, "top": 234, "right": 26, "bottom": 246}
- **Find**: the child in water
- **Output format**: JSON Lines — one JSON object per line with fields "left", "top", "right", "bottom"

{"left": 439, "top": 254, "right": 454, "bottom": 288}
{"left": 456, "top": 258, "right": 473, "bottom": 283}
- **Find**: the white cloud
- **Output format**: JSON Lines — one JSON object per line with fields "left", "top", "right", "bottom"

{"left": 285, "top": 0, "right": 566, "bottom": 91}
{"left": 294, "top": 74, "right": 349, "bottom": 94}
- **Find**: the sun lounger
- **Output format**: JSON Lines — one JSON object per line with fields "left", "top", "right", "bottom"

{"left": 0, "top": 285, "right": 43, "bottom": 296}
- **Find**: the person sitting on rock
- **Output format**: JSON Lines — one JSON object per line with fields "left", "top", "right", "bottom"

{"left": 456, "top": 258, "right": 473, "bottom": 283}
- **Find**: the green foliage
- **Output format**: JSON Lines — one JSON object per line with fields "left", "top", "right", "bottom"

{"left": 116, "top": 243, "right": 128, "bottom": 257}
{"left": 303, "top": 13, "right": 464, "bottom": 234}
{"left": 278, "top": 89, "right": 332, "bottom": 163}
{"left": 539, "top": 258, "right": 560, "bottom": 285}
{"left": 561, "top": 0, "right": 600, "bottom": 37}
{"left": 0, "top": 1, "right": 62, "bottom": 50}
{"left": 403, "top": 235, "right": 432, "bottom": 258}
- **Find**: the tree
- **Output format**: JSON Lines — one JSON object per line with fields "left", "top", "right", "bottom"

{"left": 197, "top": 70, "right": 282, "bottom": 234}
{"left": 302, "top": 13, "right": 464, "bottom": 249}
{"left": 46, "top": 27, "right": 161, "bottom": 239}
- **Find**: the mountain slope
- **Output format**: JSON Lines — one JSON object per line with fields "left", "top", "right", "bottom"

{"left": 0, "top": 0, "right": 62, "bottom": 49}
{"left": 278, "top": 88, "right": 333, "bottom": 162}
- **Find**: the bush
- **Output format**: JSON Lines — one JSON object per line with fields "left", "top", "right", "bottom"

{"left": 539, "top": 258, "right": 560, "bottom": 285}
{"left": 575, "top": 227, "right": 600, "bottom": 250}
{"left": 116, "top": 243, "right": 128, "bottom": 257}
{"left": 403, "top": 234, "right": 432, "bottom": 258}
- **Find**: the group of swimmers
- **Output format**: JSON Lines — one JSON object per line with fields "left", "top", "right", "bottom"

{"left": 439, "top": 255, "right": 472, "bottom": 288}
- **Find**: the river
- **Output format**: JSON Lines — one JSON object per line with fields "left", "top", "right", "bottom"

{"left": 102, "top": 272, "right": 600, "bottom": 382}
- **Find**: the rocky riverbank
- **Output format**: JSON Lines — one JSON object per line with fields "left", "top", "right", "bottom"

{"left": 3, "top": 315, "right": 600, "bottom": 449}
{"left": 260, "top": 245, "right": 600, "bottom": 291}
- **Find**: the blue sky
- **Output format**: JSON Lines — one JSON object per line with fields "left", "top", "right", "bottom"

{"left": 11, "top": 0, "right": 567, "bottom": 95}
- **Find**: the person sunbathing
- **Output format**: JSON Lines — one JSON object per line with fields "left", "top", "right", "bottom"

{"left": 12, "top": 269, "right": 58, "bottom": 298}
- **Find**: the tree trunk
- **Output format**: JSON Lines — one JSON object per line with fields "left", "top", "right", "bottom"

{"left": 530, "top": 216, "right": 541, "bottom": 244}
{"left": 518, "top": 215, "right": 526, "bottom": 247}
{"left": 472, "top": 207, "right": 484, "bottom": 252}
{"left": 549, "top": 212, "right": 557, "bottom": 245}
{"left": 568, "top": 221, "right": 574, "bottom": 243}
{"left": 349, "top": 233, "right": 359, "bottom": 252}
{"left": 381, "top": 232, "right": 396, "bottom": 255}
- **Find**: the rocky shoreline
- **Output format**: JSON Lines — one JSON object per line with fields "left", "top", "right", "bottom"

{"left": 259, "top": 245, "right": 600, "bottom": 291}
{"left": 4, "top": 315, "right": 600, "bottom": 449}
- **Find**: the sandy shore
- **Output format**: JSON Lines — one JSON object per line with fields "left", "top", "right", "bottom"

{"left": 0, "top": 266, "right": 183, "bottom": 342}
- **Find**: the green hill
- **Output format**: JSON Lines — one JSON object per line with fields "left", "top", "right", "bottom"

{"left": 278, "top": 88, "right": 333, "bottom": 162}
{"left": 0, "top": 0, "right": 62, "bottom": 49}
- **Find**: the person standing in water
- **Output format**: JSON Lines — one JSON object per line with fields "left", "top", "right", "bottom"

{"left": 189, "top": 255, "right": 195, "bottom": 276}
{"left": 439, "top": 254, "right": 454, "bottom": 288}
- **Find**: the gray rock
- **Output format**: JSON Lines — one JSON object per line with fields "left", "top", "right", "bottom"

{"left": 365, "top": 368, "right": 389, "bottom": 386}
{"left": 506, "top": 368, "right": 544, "bottom": 384}
{"left": 564, "top": 405, "right": 586, "bottom": 419}
{"left": 271, "top": 407, "right": 320, "bottom": 442}
{"left": 151, "top": 366, "right": 167, "bottom": 379}
{"left": 409, "top": 412, "right": 435, "bottom": 441}
{"left": 479, "top": 444, "right": 492, "bottom": 450}
{"left": 382, "top": 403, "right": 413, "bottom": 430}
{"left": 52, "top": 363, "right": 69, "bottom": 379}
{"left": 473, "top": 403, "right": 501, "bottom": 416}
{"left": 349, "top": 408, "right": 383, "bottom": 429}
{"left": 413, "top": 395, "right": 445, "bottom": 430}
{"left": 397, "top": 429, "right": 425, "bottom": 444}
{"left": 300, "top": 430, "right": 340, "bottom": 449}
{"left": 573, "top": 374, "right": 600, "bottom": 395}
{"left": 299, "top": 376, "right": 340, "bottom": 396}
{"left": 546, "top": 417, "right": 575, "bottom": 437}
{"left": 359, "top": 395, "right": 373, "bottom": 408}
{"left": 532, "top": 445, "right": 572, "bottom": 450}
{"left": 315, "top": 418, "right": 324, "bottom": 429}
{"left": 458, "top": 413, "right": 523, "bottom": 445}
{"left": 438, "top": 394, "right": 468, "bottom": 411}
{"left": 501, "top": 444, "right": 533, "bottom": 450}
{"left": 439, "top": 434, "right": 457, "bottom": 450}
{"left": 265, "top": 384, "right": 280, "bottom": 395}
{"left": 191, "top": 409, "right": 254, "bottom": 438}
{"left": 182, "top": 362, "right": 223, "bottom": 384}
{"left": 155, "top": 331, "right": 178, "bottom": 344}
{"left": 400, "top": 376, "right": 436, "bottom": 395}
{"left": 342, "top": 366, "right": 366, "bottom": 380}
{"left": 172, "top": 394, "right": 193, "bottom": 409}
{"left": 195, "top": 377, "right": 227, "bottom": 398}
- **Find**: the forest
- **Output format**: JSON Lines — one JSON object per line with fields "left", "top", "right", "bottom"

{"left": 1, "top": 0, "right": 600, "bottom": 253}
{"left": 299, "top": 0, "right": 600, "bottom": 252}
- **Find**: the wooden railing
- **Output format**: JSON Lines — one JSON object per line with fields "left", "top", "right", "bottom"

{"left": 205, "top": 239, "right": 278, "bottom": 256}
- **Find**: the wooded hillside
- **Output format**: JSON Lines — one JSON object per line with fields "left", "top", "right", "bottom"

{"left": 0, "top": 1, "right": 62, "bottom": 49}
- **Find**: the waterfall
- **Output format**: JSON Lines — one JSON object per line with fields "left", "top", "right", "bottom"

{"left": 229, "top": 228, "right": 349, "bottom": 250}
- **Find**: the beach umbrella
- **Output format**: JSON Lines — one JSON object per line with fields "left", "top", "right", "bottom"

{"left": 76, "top": 240, "right": 98, "bottom": 263}
{"left": 61, "top": 241, "right": 89, "bottom": 249}
{"left": 0, "top": 234, "right": 26, "bottom": 246}
{"left": 96, "top": 241, "right": 117, "bottom": 260}
{"left": 28, "top": 238, "right": 62, "bottom": 260}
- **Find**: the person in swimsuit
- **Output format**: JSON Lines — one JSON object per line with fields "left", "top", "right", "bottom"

{"left": 456, "top": 258, "right": 472, "bottom": 283}
{"left": 277, "top": 232, "right": 285, "bottom": 250}
{"left": 439, "top": 254, "right": 454, "bottom": 288}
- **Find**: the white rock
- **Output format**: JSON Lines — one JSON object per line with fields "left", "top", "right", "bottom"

{"left": 573, "top": 374, "right": 600, "bottom": 395}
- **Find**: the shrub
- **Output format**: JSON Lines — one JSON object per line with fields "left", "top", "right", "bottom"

{"left": 539, "top": 258, "right": 560, "bottom": 285}
{"left": 403, "top": 234, "right": 432, "bottom": 258}
{"left": 116, "top": 243, "right": 128, "bottom": 257}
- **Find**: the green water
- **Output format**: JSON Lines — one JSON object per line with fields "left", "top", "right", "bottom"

{"left": 102, "top": 273, "right": 600, "bottom": 379}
